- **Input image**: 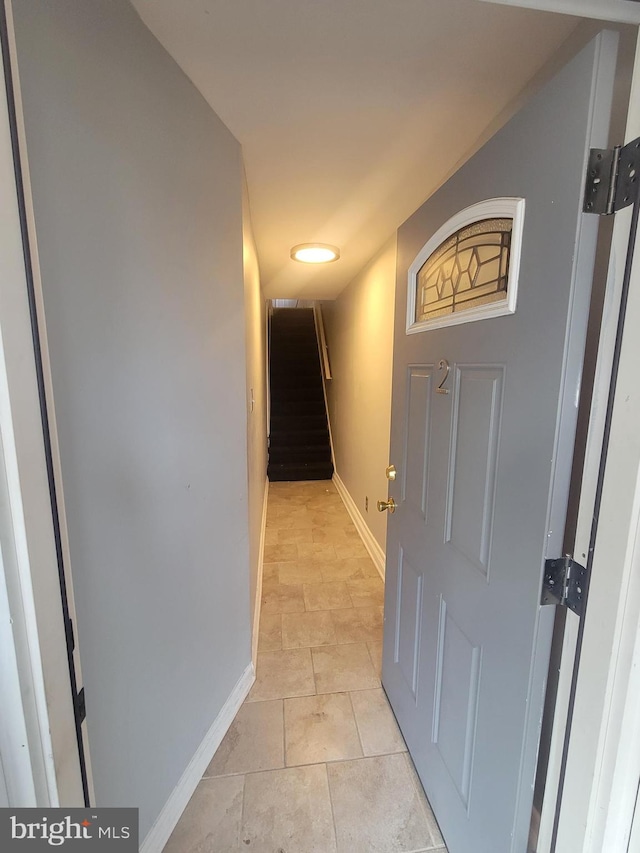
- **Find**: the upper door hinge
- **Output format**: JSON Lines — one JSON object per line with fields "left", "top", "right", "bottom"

{"left": 541, "top": 555, "right": 588, "bottom": 617}
{"left": 583, "top": 137, "right": 640, "bottom": 215}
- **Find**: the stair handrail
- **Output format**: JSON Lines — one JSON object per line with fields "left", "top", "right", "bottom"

{"left": 313, "top": 303, "right": 332, "bottom": 381}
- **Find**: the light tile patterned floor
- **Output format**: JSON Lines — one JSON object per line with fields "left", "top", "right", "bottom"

{"left": 164, "top": 480, "right": 447, "bottom": 853}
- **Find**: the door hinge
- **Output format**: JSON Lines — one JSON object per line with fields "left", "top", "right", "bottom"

{"left": 65, "top": 616, "right": 75, "bottom": 652}
{"left": 584, "top": 137, "right": 640, "bottom": 215}
{"left": 541, "top": 555, "right": 587, "bottom": 617}
{"left": 76, "top": 687, "right": 86, "bottom": 724}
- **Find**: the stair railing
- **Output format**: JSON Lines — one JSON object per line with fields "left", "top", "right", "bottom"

{"left": 312, "top": 302, "right": 336, "bottom": 472}
{"left": 313, "top": 303, "right": 332, "bottom": 381}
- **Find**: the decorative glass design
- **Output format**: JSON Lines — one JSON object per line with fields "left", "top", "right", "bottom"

{"left": 415, "top": 218, "right": 512, "bottom": 323}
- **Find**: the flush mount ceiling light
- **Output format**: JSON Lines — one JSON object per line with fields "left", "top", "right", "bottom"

{"left": 290, "top": 243, "right": 340, "bottom": 264}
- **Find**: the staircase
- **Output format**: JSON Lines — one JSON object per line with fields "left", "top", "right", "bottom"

{"left": 268, "top": 308, "right": 334, "bottom": 482}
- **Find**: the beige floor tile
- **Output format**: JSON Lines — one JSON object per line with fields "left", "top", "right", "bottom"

{"left": 309, "top": 509, "right": 352, "bottom": 527}
{"left": 269, "top": 496, "right": 306, "bottom": 510}
{"left": 282, "top": 610, "right": 337, "bottom": 648}
{"left": 241, "top": 764, "right": 337, "bottom": 852}
{"left": 263, "top": 542, "right": 298, "bottom": 562}
{"left": 312, "top": 527, "right": 361, "bottom": 545}
{"left": 247, "top": 649, "right": 316, "bottom": 701}
{"left": 262, "top": 561, "right": 279, "bottom": 584}
{"left": 261, "top": 581, "right": 305, "bottom": 615}
{"left": 348, "top": 555, "right": 382, "bottom": 578}
{"left": 334, "top": 540, "right": 371, "bottom": 559}
{"left": 312, "top": 643, "right": 380, "bottom": 693}
{"left": 332, "top": 606, "right": 384, "bottom": 644}
{"left": 368, "top": 640, "right": 383, "bottom": 677}
{"left": 327, "top": 753, "right": 437, "bottom": 853}
{"left": 350, "top": 689, "right": 407, "bottom": 756}
{"left": 163, "top": 775, "right": 243, "bottom": 852}
{"left": 403, "top": 753, "right": 446, "bottom": 848}
{"left": 258, "top": 612, "right": 282, "bottom": 651}
{"left": 297, "top": 542, "right": 337, "bottom": 562}
{"left": 304, "top": 494, "right": 345, "bottom": 511}
{"left": 272, "top": 507, "right": 314, "bottom": 529}
{"left": 205, "top": 700, "right": 284, "bottom": 777}
{"left": 347, "top": 577, "right": 385, "bottom": 608}
{"left": 298, "top": 479, "right": 335, "bottom": 493}
{"left": 303, "top": 581, "right": 353, "bottom": 611}
{"left": 275, "top": 527, "right": 314, "bottom": 544}
{"left": 264, "top": 528, "right": 279, "bottom": 546}
{"left": 285, "top": 693, "right": 363, "bottom": 766}
{"left": 403, "top": 752, "right": 447, "bottom": 853}
{"left": 321, "top": 558, "right": 367, "bottom": 582}
{"left": 278, "top": 560, "right": 323, "bottom": 586}
{"left": 273, "top": 504, "right": 311, "bottom": 518}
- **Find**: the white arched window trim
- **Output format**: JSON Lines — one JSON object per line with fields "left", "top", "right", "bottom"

{"left": 406, "top": 197, "right": 526, "bottom": 335}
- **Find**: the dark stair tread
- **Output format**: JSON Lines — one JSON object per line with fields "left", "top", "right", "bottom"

{"left": 269, "top": 429, "right": 330, "bottom": 447}
{"left": 271, "top": 391, "right": 326, "bottom": 404}
{"left": 270, "top": 401, "right": 326, "bottom": 416}
{"left": 268, "top": 308, "right": 332, "bottom": 483}
{"left": 269, "top": 447, "right": 332, "bottom": 465}
{"left": 270, "top": 415, "right": 328, "bottom": 431}
{"left": 267, "top": 461, "right": 335, "bottom": 482}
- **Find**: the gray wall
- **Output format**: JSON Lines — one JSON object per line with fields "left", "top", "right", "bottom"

{"left": 242, "top": 178, "right": 268, "bottom": 641}
{"left": 12, "top": 0, "right": 252, "bottom": 836}
{"left": 323, "top": 236, "right": 397, "bottom": 554}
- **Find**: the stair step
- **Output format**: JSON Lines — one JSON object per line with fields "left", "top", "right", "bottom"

{"left": 271, "top": 389, "right": 325, "bottom": 404}
{"left": 268, "top": 446, "right": 332, "bottom": 464}
{"left": 272, "top": 309, "right": 314, "bottom": 321}
{"left": 271, "top": 326, "right": 316, "bottom": 336}
{"left": 269, "top": 309, "right": 332, "bottom": 482}
{"left": 270, "top": 400, "right": 326, "bottom": 416}
{"left": 270, "top": 414, "right": 328, "bottom": 431}
{"left": 270, "top": 348, "right": 320, "bottom": 361}
{"left": 271, "top": 364, "right": 320, "bottom": 373}
{"left": 267, "top": 460, "right": 335, "bottom": 482}
{"left": 269, "top": 429, "right": 330, "bottom": 447}
{"left": 270, "top": 352, "right": 320, "bottom": 364}
{"left": 269, "top": 368, "right": 322, "bottom": 386}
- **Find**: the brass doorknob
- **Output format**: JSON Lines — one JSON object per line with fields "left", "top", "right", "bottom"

{"left": 386, "top": 465, "right": 397, "bottom": 481}
{"left": 377, "top": 497, "right": 396, "bottom": 514}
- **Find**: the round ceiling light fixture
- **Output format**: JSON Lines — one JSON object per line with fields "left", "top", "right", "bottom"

{"left": 290, "top": 243, "right": 340, "bottom": 264}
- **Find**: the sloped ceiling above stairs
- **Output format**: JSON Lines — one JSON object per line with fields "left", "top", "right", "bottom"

{"left": 131, "top": 0, "right": 578, "bottom": 299}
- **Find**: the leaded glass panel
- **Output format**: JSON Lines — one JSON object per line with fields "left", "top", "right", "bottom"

{"left": 416, "top": 218, "right": 512, "bottom": 323}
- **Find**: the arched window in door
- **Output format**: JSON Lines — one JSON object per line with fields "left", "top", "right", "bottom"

{"left": 407, "top": 198, "right": 525, "bottom": 334}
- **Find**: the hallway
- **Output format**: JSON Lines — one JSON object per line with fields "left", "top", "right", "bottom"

{"left": 164, "top": 480, "right": 447, "bottom": 852}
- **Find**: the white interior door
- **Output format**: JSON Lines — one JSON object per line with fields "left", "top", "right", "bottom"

{"left": 382, "top": 32, "right": 617, "bottom": 853}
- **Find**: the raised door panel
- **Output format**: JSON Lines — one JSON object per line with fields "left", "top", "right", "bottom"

{"left": 445, "top": 365, "right": 504, "bottom": 579}
{"left": 401, "top": 366, "right": 434, "bottom": 521}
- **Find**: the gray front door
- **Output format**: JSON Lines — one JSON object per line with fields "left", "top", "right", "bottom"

{"left": 382, "top": 33, "right": 617, "bottom": 853}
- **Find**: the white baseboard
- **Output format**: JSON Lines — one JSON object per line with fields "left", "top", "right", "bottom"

{"left": 333, "top": 472, "right": 386, "bottom": 579}
{"left": 140, "top": 663, "right": 255, "bottom": 853}
{"left": 252, "top": 477, "right": 269, "bottom": 668}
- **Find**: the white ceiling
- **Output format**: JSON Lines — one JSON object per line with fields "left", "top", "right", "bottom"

{"left": 131, "top": 0, "right": 578, "bottom": 299}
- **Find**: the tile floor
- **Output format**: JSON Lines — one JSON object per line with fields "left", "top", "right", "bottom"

{"left": 164, "top": 480, "right": 447, "bottom": 853}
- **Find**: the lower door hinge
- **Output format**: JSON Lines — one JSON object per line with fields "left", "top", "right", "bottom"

{"left": 584, "top": 137, "right": 640, "bottom": 215}
{"left": 541, "top": 555, "right": 588, "bottom": 617}
{"left": 76, "top": 687, "right": 86, "bottom": 724}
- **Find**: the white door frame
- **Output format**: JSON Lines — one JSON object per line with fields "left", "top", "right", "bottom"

{"left": 2, "top": 0, "right": 639, "bottom": 835}
{"left": 480, "top": 1, "right": 640, "bottom": 850}
{"left": 552, "top": 47, "right": 640, "bottom": 847}
{"left": 0, "top": 0, "right": 87, "bottom": 807}
{"left": 478, "top": 0, "right": 640, "bottom": 26}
